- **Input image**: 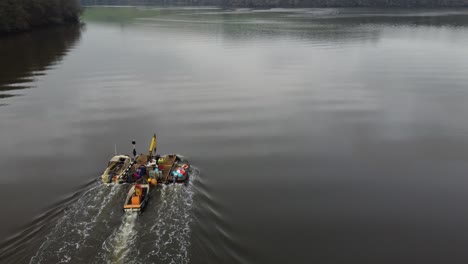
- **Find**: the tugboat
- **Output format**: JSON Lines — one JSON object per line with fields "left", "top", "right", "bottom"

{"left": 123, "top": 183, "right": 150, "bottom": 212}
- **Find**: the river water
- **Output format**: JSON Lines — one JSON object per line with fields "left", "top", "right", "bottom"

{"left": 1, "top": 7, "right": 468, "bottom": 264}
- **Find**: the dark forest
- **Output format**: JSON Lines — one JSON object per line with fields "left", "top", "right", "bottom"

{"left": 0, "top": 0, "right": 81, "bottom": 34}
{"left": 80, "top": 0, "right": 468, "bottom": 7}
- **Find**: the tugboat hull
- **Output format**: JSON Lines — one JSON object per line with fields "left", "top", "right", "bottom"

{"left": 123, "top": 184, "right": 150, "bottom": 212}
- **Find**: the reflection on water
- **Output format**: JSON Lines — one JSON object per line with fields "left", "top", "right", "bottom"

{"left": 2, "top": 7, "right": 468, "bottom": 264}
{"left": 0, "top": 25, "right": 82, "bottom": 105}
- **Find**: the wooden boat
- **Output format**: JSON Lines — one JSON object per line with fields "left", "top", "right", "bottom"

{"left": 145, "top": 154, "right": 190, "bottom": 184}
{"left": 101, "top": 134, "right": 190, "bottom": 185}
{"left": 166, "top": 158, "right": 190, "bottom": 184}
{"left": 131, "top": 153, "right": 190, "bottom": 184}
{"left": 123, "top": 183, "right": 150, "bottom": 212}
{"left": 101, "top": 155, "right": 132, "bottom": 184}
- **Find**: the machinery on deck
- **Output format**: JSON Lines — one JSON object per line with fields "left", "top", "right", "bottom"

{"left": 99, "top": 134, "right": 191, "bottom": 213}
{"left": 100, "top": 134, "right": 190, "bottom": 185}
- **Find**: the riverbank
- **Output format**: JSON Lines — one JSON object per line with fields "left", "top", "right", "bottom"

{"left": 0, "top": 0, "right": 81, "bottom": 34}
{"left": 79, "top": 0, "right": 468, "bottom": 8}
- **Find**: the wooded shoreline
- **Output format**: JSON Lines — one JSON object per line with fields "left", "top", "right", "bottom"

{"left": 1, "top": 0, "right": 467, "bottom": 34}
{"left": 80, "top": 0, "right": 468, "bottom": 8}
{"left": 0, "top": 0, "right": 81, "bottom": 34}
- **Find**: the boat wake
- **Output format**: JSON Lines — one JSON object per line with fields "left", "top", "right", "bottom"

{"left": 138, "top": 167, "right": 198, "bottom": 264}
{"left": 29, "top": 184, "right": 124, "bottom": 264}
{"left": 18, "top": 166, "right": 200, "bottom": 264}
{"left": 101, "top": 212, "right": 139, "bottom": 264}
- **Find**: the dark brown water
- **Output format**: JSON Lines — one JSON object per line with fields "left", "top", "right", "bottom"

{"left": 2, "top": 7, "right": 468, "bottom": 264}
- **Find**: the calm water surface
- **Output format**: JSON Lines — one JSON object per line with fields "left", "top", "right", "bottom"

{"left": 2, "top": 7, "right": 468, "bottom": 264}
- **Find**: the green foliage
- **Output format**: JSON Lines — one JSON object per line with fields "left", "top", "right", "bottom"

{"left": 80, "top": 0, "right": 220, "bottom": 5}
{"left": 0, "top": 0, "right": 81, "bottom": 33}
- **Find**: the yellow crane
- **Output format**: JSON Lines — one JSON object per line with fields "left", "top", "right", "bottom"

{"left": 148, "top": 134, "right": 157, "bottom": 160}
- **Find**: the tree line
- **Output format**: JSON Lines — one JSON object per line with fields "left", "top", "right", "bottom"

{"left": 80, "top": 0, "right": 219, "bottom": 5}
{"left": 221, "top": 0, "right": 468, "bottom": 7}
{"left": 80, "top": 0, "right": 468, "bottom": 7}
{"left": 0, "top": 0, "right": 81, "bottom": 34}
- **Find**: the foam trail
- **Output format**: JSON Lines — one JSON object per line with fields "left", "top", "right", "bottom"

{"left": 103, "top": 212, "right": 139, "bottom": 264}
{"left": 29, "top": 184, "right": 122, "bottom": 264}
{"left": 142, "top": 168, "right": 198, "bottom": 264}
